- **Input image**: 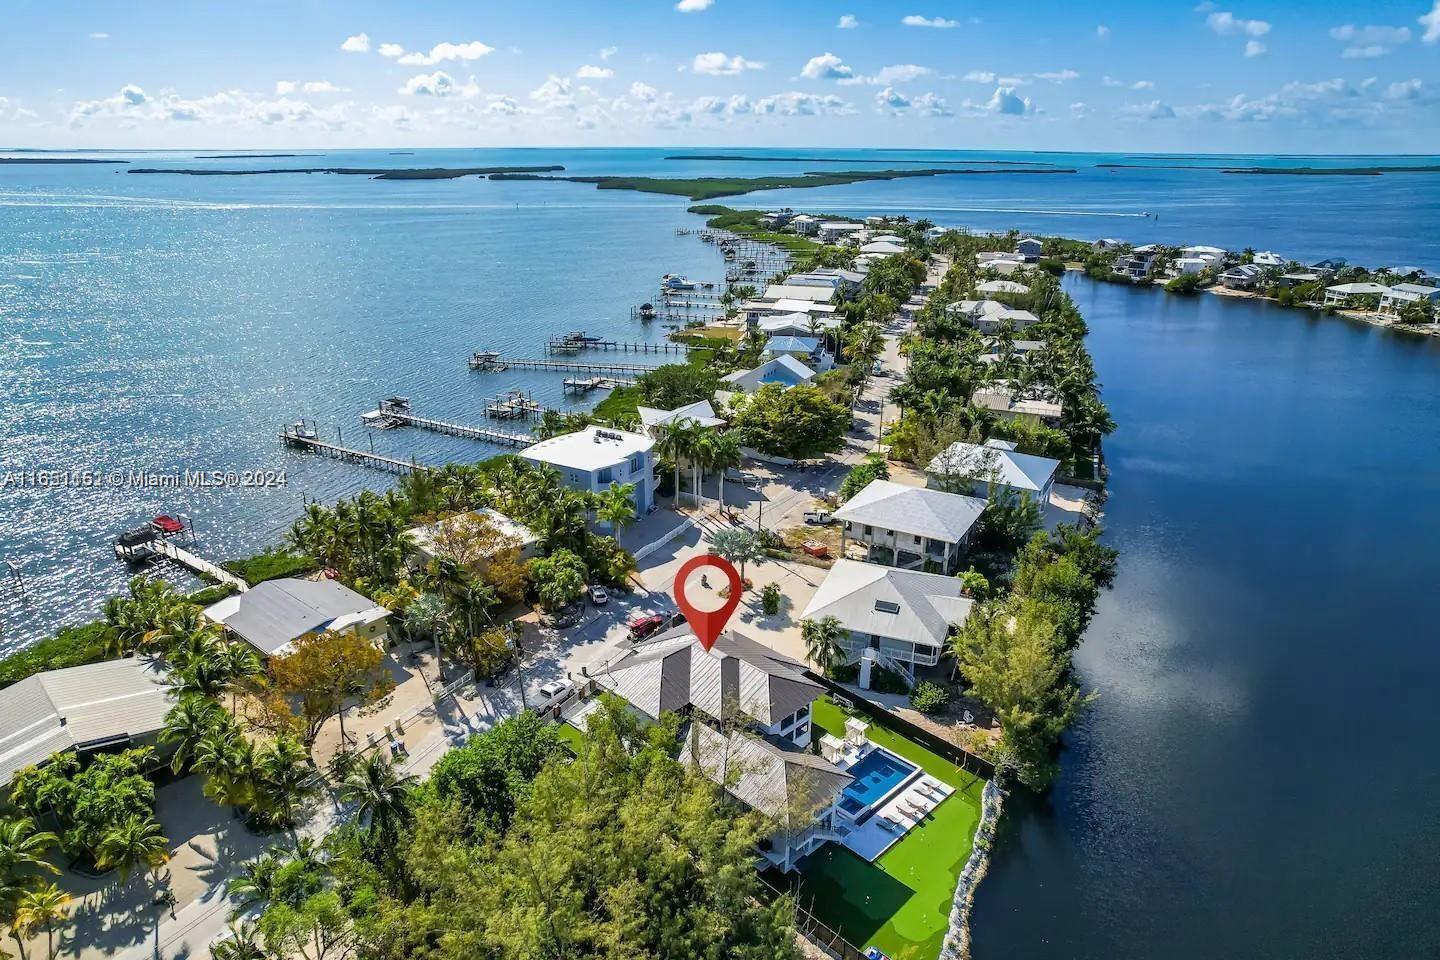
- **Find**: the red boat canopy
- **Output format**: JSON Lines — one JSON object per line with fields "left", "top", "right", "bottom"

{"left": 152, "top": 515, "right": 184, "bottom": 534}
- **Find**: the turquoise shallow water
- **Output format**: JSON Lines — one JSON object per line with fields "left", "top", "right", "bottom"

{"left": 4, "top": 146, "right": 1440, "bottom": 960}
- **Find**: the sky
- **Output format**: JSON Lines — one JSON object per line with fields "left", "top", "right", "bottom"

{"left": 2, "top": 0, "right": 1439, "bottom": 153}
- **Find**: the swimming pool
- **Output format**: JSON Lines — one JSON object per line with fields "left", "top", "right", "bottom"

{"left": 838, "top": 748, "right": 918, "bottom": 816}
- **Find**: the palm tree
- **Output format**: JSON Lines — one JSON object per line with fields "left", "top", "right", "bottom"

{"left": 227, "top": 852, "right": 282, "bottom": 916}
{"left": 96, "top": 816, "right": 169, "bottom": 958}
{"left": 595, "top": 483, "right": 637, "bottom": 548}
{"left": 212, "top": 643, "right": 262, "bottom": 716}
{"left": 13, "top": 883, "right": 70, "bottom": 960}
{"left": 340, "top": 753, "right": 417, "bottom": 842}
{"left": 159, "top": 695, "right": 225, "bottom": 775}
{"left": 193, "top": 728, "right": 255, "bottom": 814}
{"left": 210, "top": 919, "right": 265, "bottom": 960}
{"left": 706, "top": 432, "right": 743, "bottom": 510}
{"left": 403, "top": 592, "right": 450, "bottom": 664}
{"left": 251, "top": 736, "right": 314, "bottom": 835}
{"left": 801, "top": 616, "right": 846, "bottom": 677}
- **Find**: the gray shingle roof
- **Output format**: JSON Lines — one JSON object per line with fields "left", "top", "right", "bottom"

{"left": 0, "top": 657, "right": 173, "bottom": 786}
{"left": 800, "top": 560, "right": 975, "bottom": 652}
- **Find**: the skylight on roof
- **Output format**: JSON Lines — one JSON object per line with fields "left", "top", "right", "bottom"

{"left": 873, "top": 600, "right": 901, "bottom": 614}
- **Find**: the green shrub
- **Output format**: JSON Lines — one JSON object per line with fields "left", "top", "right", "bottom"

{"left": 223, "top": 548, "right": 318, "bottom": 585}
{"left": 760, "top": 582, "right": 782, "bottom": 616}
{"left": 870, "top": 665, "right": 910, "bottom": 695}
{"left": 188, "top": 582, "right": 238, "bottom": 607}
{"left": 909, "top": 680, "right": 951, "bottom": 714}
{"left": 0, "top": 621, "right": 115, "bottom": 688}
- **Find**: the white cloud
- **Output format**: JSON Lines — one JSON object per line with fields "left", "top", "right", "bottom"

{"left": 676, "top": 0, "right": 714, "bottom": 11}
{"left": 1245, "top": 40, "right": 1267, "bottom": 56}
{"left": 398, "top": 71, "right": 480, "bottom": 98}
{"left": 850, "top": 64, "right": 936, "bottom": 85}
{"left": 838, "top": 14, "right": 859, "bottom": 29}
{"left": 902, "top": 15, "right": 959, "bottom": 28}
{"left": 1132, "top": 80, "right": 1155, "bottom": 90}
{"left": 752, "top": 91, "right": 852, "bottom": 115}
{"left": 397, "top": 41, "right": 494, "bottom": 65}
{"left": 1035, "top": 69, "right": 1080, "bottom": 83}
{"left": 963, "top": 70, "right": 997, "bottom": 84}
{"left": 801, "top": 53, "right": 854, "bottom": 80}
{"left": 530, "top": 74, "right": 576, "bottom": 109}
{"left": 275, "top": 80, "right": 346, "bottom": 95}
{"left": 576, "top": 65, "right": 614, "bottom": 79}
{"left": 1387, "top": 78, "right": 1424, "bottom": 100}
{"left": 987, "top": 86, "right": 1031, "bottom": 116}
{"left": 88, "top": 32, "right": 109, "bottom": 40}
{"left": 378, "top": 42, "right": 405, "bottom": 58}
{"left": 1070, "top": 101, "right": 1090, "bottom": 118}
{"left": 1103, "top": 76, "right": 1124, "bottom": 87}
{"left": 692, "top": 51, "right": 766, "bottom": 75}
{"left": 629, "top": 82, "right": 659, "bottom": 103}
{"left": 875, "top": 87, "right": 950, "bottom": 116}
{"left": 600, "top": 46, "right": 618, "bottom": 60}
{"left": 275, "top": 80, "right": 297, "bottom": 95}
{"left": 1207, "top": 12, "right": 1271, "bottom": 37}
{"left": 1330, "top": 24, "right": 1412, "bottom": 58}
{"left": 340, "top": 33, "right": 370, "bottom": 53}
{"left": 1422, "top": 1, "right": 1440, "bottom": 43}
{"left": 68, "top": 84, "right": 351, "bottom": 130}
{"left": 1096, "top": 25, "right": 1111, "bottom": 40}
{"left": 1123, "top": 99, "right": 1177, "bottom": 120}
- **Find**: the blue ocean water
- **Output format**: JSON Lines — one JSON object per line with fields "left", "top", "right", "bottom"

{"left": 5, "top": 146, "right": 1440, "bottom": 960}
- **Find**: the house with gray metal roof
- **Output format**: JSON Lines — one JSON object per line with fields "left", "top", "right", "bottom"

{"left": 833, "top": 479, "right": 986, "bottom": 574}
{"left": 927, "top": 438, "right": 1059, "bottom": 503}
{"left": 0, "top": 657, "right": 173, "bottom": 787}
{"left": 204, "top": 577, "right": 391, "bottom": 658}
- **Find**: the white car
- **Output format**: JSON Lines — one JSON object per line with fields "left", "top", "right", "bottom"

{"left": 536, "top": 679, "right": 573, "bottom": 709}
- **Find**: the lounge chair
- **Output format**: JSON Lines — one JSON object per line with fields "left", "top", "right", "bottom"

{"left": 882, "top": 815, "right": 906, "bottom": 832}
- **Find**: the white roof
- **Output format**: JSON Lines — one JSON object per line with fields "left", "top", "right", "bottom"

{"left": 801, "top": 560, "right": 975, "bottom": 652}
{"left": 977, "top": 279, "right": 1030, "bottom": 295}
{"left": 721, "top": 354, "right": 817, "bottom": 391}
{"left": 757, "top": 311, "right": 840, "bottom": 334}
{"left": 521, "top": 425, "right": 654, "bottom": 473}
{"left": 869, "top": 234, "right": 905, "bottom": 245}
{"left": 790, "top": 214, "right": 818, "bottom": 223}
{"left": 763, "top": 284, "right": 835, "bottom": 303}
{"left": 636, "top": 399, "right": 726, "bottom": 430}
{"left": 972, "top": 385, "right": 1063, "bottom": 419}
{"left": 949, "top": 299, "right": 1009, "bottom": 317}
{"left": 404, "top": 508, "right": 539, "bottom": 556}
{"left": 1389, "top": 282, "right": 1440, "bottom": 296}
{"left": 206, "top": 578, "right": 389, "bottom": 657}
{"left": 833, "top": 479, "right": 986, "bottom": 543}
{"left": 1182, "top": 245, "right": 1227, "bottom": 256}
{"left": 0, "top": 657, "right": 173, "bottom": 786}
{"left": 1325, "top": 282, "right": 1389, "bottom": 295}
{"left": 819, "top": 220, "right": 864, "bottom": 231}
{"left": 860, "top": 241, "right": 907, "bottom": 255}
{"left": 770, "top": 298, "right": 838, "bottom": 315}
{"left": 927, "top": 439, "right": 1059, "bottom": 494}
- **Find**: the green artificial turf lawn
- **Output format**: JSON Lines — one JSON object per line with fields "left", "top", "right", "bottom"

{"left": 787, "top": 697, "right": 988, "bottom": 960}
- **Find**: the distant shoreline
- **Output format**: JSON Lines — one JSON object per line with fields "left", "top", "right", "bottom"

{"left": 0, "top": 157, "right": 128, "bottom": 165}
{"left": 664, "top": 154, "right": 1056, "bottom": 166}
{"left": 127, "top": 165, "right": 566, "bottom": 180}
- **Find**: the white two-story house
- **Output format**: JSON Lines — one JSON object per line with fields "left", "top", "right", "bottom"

{"left": 520, "top": 426, "right": 655, "bottom": 513}
{"left": 832, "top": 479, "right": 985, "bottom": 575}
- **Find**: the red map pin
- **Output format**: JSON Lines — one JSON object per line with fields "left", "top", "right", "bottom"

{"left": 673, "top": 553, "right": 743, "bottom": 652}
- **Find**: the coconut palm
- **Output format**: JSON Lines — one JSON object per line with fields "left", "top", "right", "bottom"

{"left": 801, "top": 616, "right": 846, "bottom": 677}
{"left": 96, "top": 816, "right": 169, "bottom": 958}
{"left": 227, "top": 851, "right": 282, "bottom": 916}
{"left": 251, "top": 735, "right": 314, "bottom": 835}
{"left": 706, "top": 432, "right": 743, "bottom": 510}
{"left": 210, "top": 919, "right": 265, "bottom": 960}
{"left": 340, "top": 753, "right": 417, "bottom": 842}
{"left": 212, "top": 643, "right": 262, "bottom": 716}
{"left": 654, "top": 420, "right": 698, "bottom": 508}
{"left": 595, "top": 483, "right": 637, "bottom": 548}
{"left": 13, "top": 883, "right": 70, "bottom": 960}
{"left": 403, "top": 592, "right": 450, "bottom": 663}
{"left": 193, "top": 727, "right": 256, "bottom": 814}
{"left": 159, "top": 695, "right": 226, "bottom": 775}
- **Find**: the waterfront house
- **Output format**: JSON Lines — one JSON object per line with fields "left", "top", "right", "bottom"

{"left": 1182, "top": 245, "right": 1227, "bottom": 261}
{"left": 1093, "top": 238, "right": 1125, "bottom": 252}
{"left": 977, "top": 279, "right": 1031, "bottom": 296}
{"left": 1016, "top": 237, "right": 1043, "bottom": 261}
{"left": 790, "top": 214, "right": 819, "bottom": 236}
{"left": 971, "top": 383, "right": 1064, "bottom": 425}
{"left": 1170, "top": 257, "right": 1212, "bottom": 277}
{"left": 1279, "top": 271, "right": 1322, "bottom": 287}
{"left": 204, "top": 578, "right": 391, "bottom": 658}
{"left": 404, "top": 508, "right": 540, "bottom": 568}
{"left": 763, "top": 283, "right": 835, "bottom": 305}
{"left": 636, "top": 398, "right": 726, "bottom": 440}
{"left": 592, "top": 628, "right": 850, "bottom": 872}
{"left": 800, "top": 559, "right": 975, "bottom": 683}
{"left": 818, "top": 221, "right": 865, "bottom": 243}
{"left": 782, "top": 272, "right": 842, "bottom": 293}
{"left": 741, "top": 298, "right": 839, "bottom": 327}
{"left": 1114, "top": 249, "right": 1158, "bottom": 281}
{"left": 950, "top": 300, "right": 1041, "bottom": 335}
{"left": 757, "top": 311, "right": 841, "bottom": 338}
{"left": 926, "top": 438, "right": 1059, "bottom": 503}
{"left": 1378, "top": 282, "right": 1440, "bottom": 317}
{"left": 1219, "top": 264, "right": 1265, "bottom": 290}
{"left": 833, "top": 479, "right": 986, "bottom": 575}
{"left": 0, "top": 657, "right": 173, "bottom": 789}
{"left": 763, "top": 335, "right": 824, "bottom": 364}
{"left": 719, "top": 354, "right": 817, "bottom": 395}
{"left": 521, "top": 426, "right": 656, "bottom": 512}
{"left": 1253, "top": 251, "right": 1286, "bottom": 268}
{"left": 1323, "top": 281, "right": 1390, "bottom": 309}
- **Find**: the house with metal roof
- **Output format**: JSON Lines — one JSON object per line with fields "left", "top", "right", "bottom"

{"left": 204, "top": 577, "right": 391, "bottom": 658}
{"left": 926, "top": 438, "right": 1059, "bottom": 503}
{"left": 834, "top": 479, "right": 986, "bottom": 575}
{"left": 763, "top": 335, "right": 823, "bottom": 364}
{"left": 0, "top": 657, "right": 173, "bottom": 786}
{"left": 801, "top": 559, "right": 975, "bottom": 683}
{"left": 971, "top": 383, "right": 1064, "bottom": 425}
{"left": 1323, "top": 281, "right": 1390, "bottom": 309}
{"left": 756, "top": 311, "right": 841, "bottom": 337}
{"left": 762, "top": 283, "right": 835, "bottom": 304}
{"left": 1378, "top": 282, "right": 1440, "bottom": 317}
{"left": 977, "top": 279, "right": 1031, "bottom": 296}
{"left": 636, "top": 399, "right": 726, "bottom": 440}
{"left": 719, "top": 354, "right": 817, "bottom": 395}
{"left": 521, "top": 426, "right": 656, "bottom": 512}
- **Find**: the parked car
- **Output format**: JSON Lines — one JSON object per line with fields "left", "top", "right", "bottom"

{"left": 804, "top": 510, "right": 834, "bottom": 525}
{"left": 665, "top": 610, "right": 688, "bottom": 629}
{"left": 587, "top": 584, "right": 609, "bottom": 605}
{"left": 538, "top": 679, "right": 570, "bottom": 701}
{"left": 627, "top": 613, "right": 667, "bottom": 639}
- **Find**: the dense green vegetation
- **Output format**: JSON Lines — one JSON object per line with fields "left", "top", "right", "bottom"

{"left": 665, "top": 154, "right": 1057, "bottom": 166}
{"left": 220, "top": 703, "right": 801, "bottom": 960}
{"left": 728, "top": 383, "right": 850, "bottom": 460}
{"left": 223, "top": 548, "right": 318, "bottom": 584}
{"left": 489, "top": 168, "right": 1067, "bottom": 201}
{"left": 0, "top": 620, "right": 114, "bottom": 687}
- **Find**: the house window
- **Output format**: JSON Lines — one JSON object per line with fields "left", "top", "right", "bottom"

{"left": 597, "top": 467, "right": 614, "bottom": 485}
{"left": 792, "top": 722, "right": 809, "bottom": 742}
{"left": 630, "top": 454, "right": 645, "bottom": 473}
{"left": 864, "top": 525, "right": 873, "bottom": 536}
{"left": 913, "top": 535, "right": 922, "bottom": 544}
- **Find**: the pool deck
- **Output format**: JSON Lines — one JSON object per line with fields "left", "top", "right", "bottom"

{"left": 835, "top": 750, "right": 956, "bottom": 862}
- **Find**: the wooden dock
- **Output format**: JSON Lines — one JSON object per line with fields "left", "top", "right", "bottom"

{"left": 151, "top": 540, "right": 249, "bottom": 592}
{"left": 471, "top": 355, "right": 661, "bottom": 377}
{"left": 281, "top": 427, "right": 434, "bottom": 474}
{"left": 363, "top": 408, "right": 532, "bottom": 447}
{"left": 564, "top": 375, "right": 636, "bottom": 393}
{"left": 546, "top": 336, "right": 688, "bottom": 356}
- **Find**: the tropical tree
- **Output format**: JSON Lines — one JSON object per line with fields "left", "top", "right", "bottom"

{"left": 268, "top": 631, "right": 391, "bottom": 759}
{"left": 529, "top": 548, "right": 589, "bottom": 611}
{"left": 210, "top": 919, "right": 266, "bottom": 960}
{"left": 251, "top": 736, "right": 315, "bottom": 835}
{"left": 707, "top": 528, "right": 765, "bottom": 585}
{"left": 159, "top": 695, "right": 226, "bottom": 775}
{"left": 213, "top": 643, "right": 263, "bottom": 716}
{"left": 193, "top": 725, "right": 256, "bottom": 814}
{"left": 340, "top": 753, "right": 416, "bottom": 844}
{"left": 403, "top": 591, "right": 451, "bottom": 664}
{"left": 706, "top": 431, "right": 743, "bottom": 510}
{"left": 801, "top": 616, "right": 846, "bottom": 676}
{"left": 13, "top": 883, "right": 71, "bottom": 960}
{"left": 96, "top": 816, "right": 170, "bottom": 958}
{"left": 594, "top": 483, "right": 637, "bottom": 548}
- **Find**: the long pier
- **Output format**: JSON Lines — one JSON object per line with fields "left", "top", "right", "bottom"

{"left": 364, "top": 408, "right": 532, "bottom": 447}
{"left": 151, "top": 541, "right": 249, "bottom": 592}
{"left": 281, "top": 427, "right": 434, "bottom": 474}
{"left": 470, "top": 355, "right": 661, "bottom": 377}
{"left": 546, "top": 336, "right": 688, "bottom": 356}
